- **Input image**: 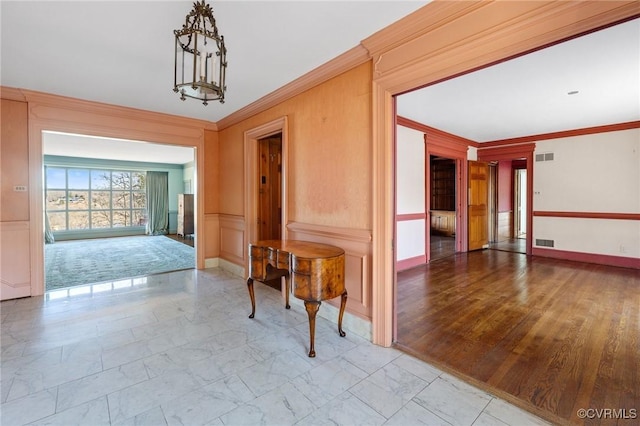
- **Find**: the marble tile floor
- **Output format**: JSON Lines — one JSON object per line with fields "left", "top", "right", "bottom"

{"left": 1, "top": 268, "right": 550, "bottom": 426}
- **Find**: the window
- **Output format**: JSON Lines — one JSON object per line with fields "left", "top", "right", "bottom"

{"left": 45, "top": 167, "right": 146, "bottom": 231}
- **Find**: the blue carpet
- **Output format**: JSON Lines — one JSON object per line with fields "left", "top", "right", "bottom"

{"left": 45, "top": 235, "right": 195, "bottom": 290}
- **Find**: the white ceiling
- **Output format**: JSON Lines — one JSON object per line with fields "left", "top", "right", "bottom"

{"left": 42, "top": 131, "right": 196, "bottom": 164}
{"left": 1, "top": 0, "right": 428, "bottom": 123}
{"left": 2, "top": 2, "right": 639, "bottom": 163}
{"left": 397, "top": 18, "right": 640, "bottom": 142}
{"left": 2, "top": 0, "right": 428, "bottom": 163}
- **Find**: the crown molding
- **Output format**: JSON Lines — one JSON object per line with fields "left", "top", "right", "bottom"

{"left": 362, "top": 1, "right": 487, "bottom": 58}
{"left": 480, "top": 121, "right": 640, "bottom": 147}
{"left": 20, "top": 89, "right": 217, "bottom": 132}
{"left": 397, "top": 116, "right": 478, "bottom": 148}
{"left": 0, "top": 86, "right": 27, "bottom": 102}
{"left": 217, "top": 44, "right": 370, "bottom": 131}
{"left": 366, "top": 1, "right": 640, "bottom": 91}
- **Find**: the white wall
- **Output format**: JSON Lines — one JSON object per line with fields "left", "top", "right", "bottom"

{"left": 467, "top": 145, "right": 478, "bottom": 161}
{"left": 396, "top": 125, "right": 426, "bottom": 261}
{"left": 533, "top": 128, "right": 640, "bottom": 258}
{"left": 183, "top": 161, "right": 195, "bottom": 194}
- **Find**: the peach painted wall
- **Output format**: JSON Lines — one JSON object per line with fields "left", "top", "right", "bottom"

{"left": 217, "top": 63, "right": 374, "bottom": 321}
{"left": 1, "top": 99, "right": 29, "bottom": 221}
{"left": 204, "top": 129, "right": 219, "bottom": 215}
{"left": 218, "top": 63, "right": 372, "bottom": 229}
{"left": 203, "top": 129, "right": 220, "bottom": 261}
{"left": 497, "top": 160, "right": 513, "bottom": 213}
{"left": 1, "top": 98, "right": 32, "bottom": 299}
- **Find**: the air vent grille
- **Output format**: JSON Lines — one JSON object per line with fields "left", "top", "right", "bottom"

{"left": 535, "top": 239, "right": 555, "bottom": 247}
{"left": 535, "top": 152, "right": 555, "bottom": 162}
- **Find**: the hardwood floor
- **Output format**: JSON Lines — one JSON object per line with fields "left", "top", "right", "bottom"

{"left": 395, "top": 250, "right": 640, "bottom": 425}
{"left": 430, "top": 234, "right": 456, "bottom": 260}
{"left": 491, "top": 236, "right": 526, "bottom": 254}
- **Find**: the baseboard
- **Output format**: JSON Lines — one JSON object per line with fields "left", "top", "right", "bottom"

{"left": 204, "top": 257, "right": 219, "bottom": 268}
{"left": 533, "top": 247, "right": 640, "bottom": 269}
{"left": 217, "top": 258, "right": 245, "bottom": 278}
{"left": 397, "top": 255, "right": 426, "bottom": 271}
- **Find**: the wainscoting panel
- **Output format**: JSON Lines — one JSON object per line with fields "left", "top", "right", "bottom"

{"left": 204, "top": 213, "right": 220, "bottom": 261}
{"left": 287, "top": 221, "right": 372, "bottom": 320}
{"left": 219, "top": 214, "right": 245, "bottom": 267}
{"left": 0, "top": 221, "right": 31, "bottom": 300}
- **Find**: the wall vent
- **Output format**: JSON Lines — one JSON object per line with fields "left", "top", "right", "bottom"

{"left": 535, "top": 152, "right": 555, "bottom": 162}
{"left": 535, "top": 239, "right": 555, "bottom": 247}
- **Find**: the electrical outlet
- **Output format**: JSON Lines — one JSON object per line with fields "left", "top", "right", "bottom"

{"left": 14, "top": 185, "right": 27, "bottom": 192}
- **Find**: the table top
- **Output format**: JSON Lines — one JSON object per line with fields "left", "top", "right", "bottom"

{"left": 249, "top": 239, "right": 344, "bottom": 259}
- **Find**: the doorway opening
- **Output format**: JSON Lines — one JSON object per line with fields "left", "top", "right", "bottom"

{"left": 256, "top": 132, "right": 284, "bottom": 291}
{"left": 514, "top": 168, "right": 527, "bottom": 239}
{"left": 244, "top": 117, "right": 289, "bottom": 296}
{"left": 487, "top": 159, "right": 528, "bottom": 254}
{"left": 42, "top": 131, "right": 197, "bottom": 293}
{"left": 429, "top": 155, "right": 456, "bottom": 261}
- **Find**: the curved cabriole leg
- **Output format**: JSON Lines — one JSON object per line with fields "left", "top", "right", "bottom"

{"left": 285, "top": 276, "right": 291, "bottom": 310}
{"left": 304, "top": 301, "right": 321, "bottom": 357}
{"left": 338, "top": 291, "right": 347, "bottom": 337}
{"left": 247, "top": 278, "right": 256, "bottom": 318}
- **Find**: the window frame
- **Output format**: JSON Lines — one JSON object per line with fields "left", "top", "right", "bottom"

{"left": 45, "top": 166, "right": 146, "bottom": 237}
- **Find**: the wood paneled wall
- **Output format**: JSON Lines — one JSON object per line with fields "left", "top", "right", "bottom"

{"left": 1, "top": 99, "right": 29, "bottom": 221}
{"left": 287, "top": 222, "right": 372, "bottom": 320}
{"left": 218, "top": 63, "right": 372, "bottom": 229}
{"left": 218, "top": 214, "right": 245, "bottom": 266}
{"left": 1, "top": 98, "right": 31, "bottom": 300}
{"left": 216, "top": 63, "right": 374, "bottom": 321}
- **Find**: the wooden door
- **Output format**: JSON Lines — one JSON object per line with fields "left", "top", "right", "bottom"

{"left": 258, "top": 134, "right": 282, "bottom": 240}
{"left": 468, "top": 160, "right": 489, "bottom": 251}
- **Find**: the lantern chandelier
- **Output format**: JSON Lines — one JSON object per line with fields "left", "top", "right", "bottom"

{"left": 173, "top": 1, "right": 227, "bottom": 105}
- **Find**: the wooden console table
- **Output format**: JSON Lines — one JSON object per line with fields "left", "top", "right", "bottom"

{"left": 247, "top": 239, "right": 347, "bottom": 357}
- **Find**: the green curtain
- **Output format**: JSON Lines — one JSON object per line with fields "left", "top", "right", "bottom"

{"left": 44, "top": 212, "right": 55, "bottom": 244}
{"left": 145, "top": 171, "right": 169, "bottom": 235}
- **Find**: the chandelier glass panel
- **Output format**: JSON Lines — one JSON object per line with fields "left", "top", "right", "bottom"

{"left": 174, "top": 1, "right": 227, "bottom": 105}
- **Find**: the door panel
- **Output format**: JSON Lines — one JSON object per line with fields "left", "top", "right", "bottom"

{"left": 258, "top": 135, "right": 282, "bottom": 241}
{"left": 468, "top": 161, "right": 489, "bottom": 251}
